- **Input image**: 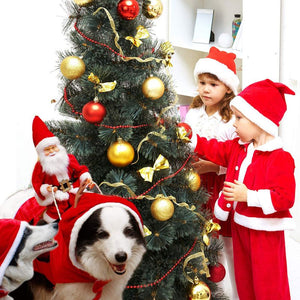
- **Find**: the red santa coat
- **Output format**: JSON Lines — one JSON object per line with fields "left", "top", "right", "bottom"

{"left": 32, "top": 154, "right": 90, "bottom": 206}
{"left": 194, "top": 136, "right": 295, "bottom": 231}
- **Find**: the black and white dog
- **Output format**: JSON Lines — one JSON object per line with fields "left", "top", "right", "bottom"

{"left": 1, "top": 190, "right": 146, "bottom": 300}
{"left": 0, "top": 219, "right": 58, "bottom": 300}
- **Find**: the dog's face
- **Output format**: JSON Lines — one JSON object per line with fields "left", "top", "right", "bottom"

{"left": 2, "top": 223, "right": 58, "bottom": 292}
{"left": 76, "top": 206, "right": 146, "bottom": 281}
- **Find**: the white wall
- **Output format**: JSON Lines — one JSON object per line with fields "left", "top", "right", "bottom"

{"left": 0, "top": 1, "right": 67, "bottom": 199}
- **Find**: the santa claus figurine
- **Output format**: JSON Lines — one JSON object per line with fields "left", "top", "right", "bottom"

{"left": 31, "top": 116, "right": 93, "bottom": 223}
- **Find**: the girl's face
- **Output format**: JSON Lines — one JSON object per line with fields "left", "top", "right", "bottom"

{"left": 197, "top": 74, "right": 231, "bottom": 113}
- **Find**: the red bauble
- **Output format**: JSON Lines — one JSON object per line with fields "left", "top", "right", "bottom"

{"left": 82, "top": 101, "right": 106, "bottom": 123}
{"left": 208, "top": 263, "right": 226, "bottom": 283}
{"left": 117, "top": 0, "right": 140, "bottom": 20}
{"left": 178, "top": 122, "right": 193, "bottom": 139}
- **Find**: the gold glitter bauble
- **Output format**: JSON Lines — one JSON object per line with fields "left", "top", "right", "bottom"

{"left": 186, "top": 170, "right": 201, "bottom": 191}
{"left": 73, "top": 0, "right": 94, "bottom": 6}
{"left": 60, "top": 56, "right": 85, "bottom": 80}
{"left": 142, "top": 76, "right": 165, "bottom": 100}
{"left": 189, "top": 280, "right": 211, "bottom": 300}
{"left": 107, "top": 138, "right": 135, "bottom": 167}
{"left": 142, "top": 0, "right": 163, "bottom": 19}
{"left": 151, "top": 197, "right": 174, "bottom": 221}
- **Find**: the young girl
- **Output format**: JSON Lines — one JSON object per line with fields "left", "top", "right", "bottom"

{"left": 184, "top": 46, "right": 239, "bottom": 298}
{"left": 195, "top": 79, "right": 295, "bottom": 299}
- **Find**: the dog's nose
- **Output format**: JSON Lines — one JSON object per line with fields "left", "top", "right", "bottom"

{"left": 115, "top": 251, "right": 127, "bottom": 263}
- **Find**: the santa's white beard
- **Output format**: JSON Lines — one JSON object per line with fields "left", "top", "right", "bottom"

{"left": 39, "top": 145, "right": 70, "bottom": 181}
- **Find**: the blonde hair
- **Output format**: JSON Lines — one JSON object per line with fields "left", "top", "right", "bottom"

{"left": 190, "top": 73, "right": 235, "bottom": 122}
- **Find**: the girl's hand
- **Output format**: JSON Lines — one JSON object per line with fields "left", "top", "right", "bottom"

{"left": 223, "top": 180, "right": 248, "bottom": 202}
{"left": 192, "top": 159, "right": 220, "bottom": 174}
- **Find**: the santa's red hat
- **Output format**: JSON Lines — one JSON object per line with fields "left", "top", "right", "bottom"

{"left": 194, "top": 46, "right": 240, "bottom": 95}
{"left": 231, "top": 79, "right": 295, "bottom": 137}
{"left": 0, "top": 219, "right": 27, "bottom": 287}
{"left": 32, "top": 116, "right": 60, "bottom": 154}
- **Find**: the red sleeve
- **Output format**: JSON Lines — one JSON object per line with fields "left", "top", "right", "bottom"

{"left": 31, "top": 162, "right": 45, "bottom": 200}
{"left": 68, "top": 154, "right": 90, "bottom": 181}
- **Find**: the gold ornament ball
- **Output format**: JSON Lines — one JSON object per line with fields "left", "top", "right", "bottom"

{"left": 151, "top": 197, "right": 174, "bottom": 221}
{"left": 107, "top": 138, "right": 135, "bottom": 167}
{"left": 189, "top": 280, "right": 211, "bottom": 300}
{"left": 142, "top": 76, "right": 165, "bottom": 100}
{"left": 142, "top": 0, "right": 163, "bottom": 19}
{"left": 186, "top": 170, "right": 201, "bottom": 191}
{"left": 73, "top": 0, "right": 94, "bottom": 6}
{"left": 60, "top": 56, "right": 86, "bottom": 80}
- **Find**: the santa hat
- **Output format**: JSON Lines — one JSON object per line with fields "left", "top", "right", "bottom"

{"left": 230, "top": 79, "right": 295, "bottom": 137}
{"left": 194, "top": 46, "right": 240, "bottom": 95}
{"left": 32, "top": 116, "right": 60, "bottom": 154}
{"left": 0, "top": 219, "right": 27, "bottom": 287}
{"left": 56, "top": 193, "right": 144, "bottom": 274}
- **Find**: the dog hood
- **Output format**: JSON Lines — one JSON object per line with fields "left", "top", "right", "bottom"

{"left": 34, "top": 193, "right": 144, "bottom": 298}
{"left": 0, "top": 219, "right": 27, "bottom": 293}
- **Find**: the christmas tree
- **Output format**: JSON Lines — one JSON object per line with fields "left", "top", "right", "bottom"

{"left": 48, "top": 0, "right": 228, "bottom": 299}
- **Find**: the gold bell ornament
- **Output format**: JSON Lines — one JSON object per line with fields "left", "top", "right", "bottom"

{"left": 142, "top": 75, "right": 165, "bottom": 100}
{"left": 189, "top": 277, "right": 211, "bottom": 300}
{"left": 60, "top": 56, "right": 85, "bottom": 80}
{"left": 142, "top": 0, "right": 163, "bottom": 19}
{"left": 150, "top": 196, "right": 174, "bottom": 221}
{"left": 186, "top": 169, "right": 201, "bottom": 192}
{"left": 107, "top": 138, "right": 135, "bottom": 167}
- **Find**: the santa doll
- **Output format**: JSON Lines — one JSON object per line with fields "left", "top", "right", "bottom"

{"left": 31, "top": 116, "right": 93, "bottom": 223}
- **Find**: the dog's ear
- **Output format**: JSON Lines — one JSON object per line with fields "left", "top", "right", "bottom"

{"left": 9, "top": 227, "right": 33, "bottom": 267}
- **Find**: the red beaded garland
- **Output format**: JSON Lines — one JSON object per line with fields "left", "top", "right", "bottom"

{"left": 117, "top": 0, "right": 140, "bottom": 20}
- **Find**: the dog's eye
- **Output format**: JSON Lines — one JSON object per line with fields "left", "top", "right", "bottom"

{"left": 98, "top": 230, "right": 109, "bottom": 239}
{"left": 124, "top": 226, "right": 135, "bottom": 238}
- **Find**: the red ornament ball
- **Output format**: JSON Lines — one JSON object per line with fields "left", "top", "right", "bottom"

{"left": 117, "top": 0, "right": 140, "bottom": 20}
{"left": 178, "top": 122, "right": 193, "bottom": 139}
{"left": 208, "top": 263, "right": 226, "bottom": 283}
{"left": 82, "top": 101, "right": 106, "bottom": 123}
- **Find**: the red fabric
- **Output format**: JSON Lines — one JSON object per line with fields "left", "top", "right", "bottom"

{"left": 195, "top": 136, "right": 295, "bottom": 230}
{"left": 32, "top": 116, "right": 55, "bottom": 147}
{"left": 0, "top": 289, "right": 8, "bottom": 297}
{"left": 206, "top": 46, "right": 237, "bottom": 74}
{"left": 14, "top": 196, "right": 45, "bottom": 224}
{"left": 92, "top": 280, "right": 111, "bottom": 300}
{"left": 232, "top": 222, "right": 290, "bottom": 299}
{"left": 238, "top": 79, "right": 294, "bottom": 126}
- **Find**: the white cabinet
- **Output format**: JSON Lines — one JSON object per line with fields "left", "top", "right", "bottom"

{"left": 167, "top": 0, "right": 281, "bottom": 105}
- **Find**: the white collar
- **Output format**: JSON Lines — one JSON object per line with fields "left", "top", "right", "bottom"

{"left": 198, "top": 105, "right": 222, "bottom": 121}
{"left": 244, "top": 137, "right": 283, "bottom": 152}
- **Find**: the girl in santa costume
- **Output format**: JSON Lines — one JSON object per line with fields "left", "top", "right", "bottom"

{"left": 184, "top": 46, "right": 239, "bottom": 298}
{"left": 31, "top": 116, "right": 93, "bottom": 223}
{"left": 194, "top": 79, "right": 295, "bottom": 299}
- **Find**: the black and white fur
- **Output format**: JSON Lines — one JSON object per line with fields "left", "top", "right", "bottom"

{"left": 2, "top": 222, "right": 58, "bottom": 300}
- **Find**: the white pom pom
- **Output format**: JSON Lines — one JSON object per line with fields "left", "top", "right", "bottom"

{"left": 218, "top": 33, "right": 233, "bottom": 48}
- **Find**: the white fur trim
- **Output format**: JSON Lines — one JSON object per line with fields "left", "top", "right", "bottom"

{"left": 36, "top": 185, "right": 54, "bottom": 206}
{"left": 247, "top": 189, "right": 276, "bottom": 215}
{"left": 194, "top": 58, "right": 240, "bottom": 95}
{"left": 54, "top": 190, "right": 70, "bottom": 201}
{"left": 214, "top": 201, "right": 230, "bottom": 221}
{"left": 79, "top": 172, "right": 92, "bottom": 183}
{"left": 69, "top": 202, "right": 144, "bottom": 271}
{"left": 43, "top": 211, "right": 57, "bottom": 223}
{"left": 234, "top": 212, "right": 295, "bottom": 231}
{"left": 231, "top": 96, "right": 279, "bottom": 137}
{"left": 36, "top": 136, "right": 60, "bottom": 155}
{"left": 0, "top": 221, "right": 27, "bottom": 285}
